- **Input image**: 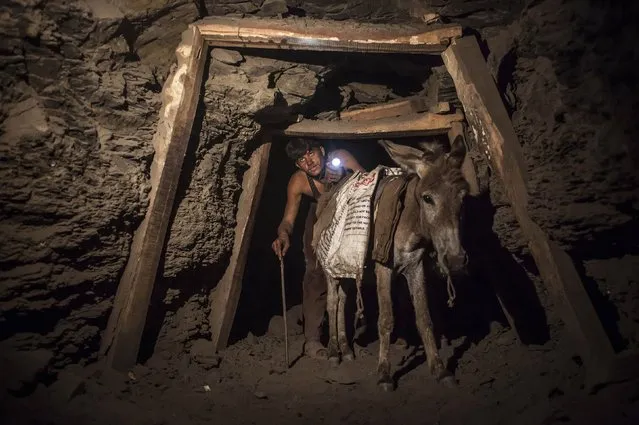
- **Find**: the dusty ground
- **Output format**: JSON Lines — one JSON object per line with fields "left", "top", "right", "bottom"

{"left": 4, "top": 325, "right": 639, "bottom": 425}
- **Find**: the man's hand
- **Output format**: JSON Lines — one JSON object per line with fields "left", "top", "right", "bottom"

{"left": 272, "top": 233, "right": 290, "bottom": 258}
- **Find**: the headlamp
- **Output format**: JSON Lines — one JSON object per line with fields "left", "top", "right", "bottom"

{"left": 330, "top": 157, "right": 341, "bottom": 168}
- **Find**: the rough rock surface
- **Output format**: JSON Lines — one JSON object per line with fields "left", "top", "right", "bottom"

{"left": 0, "top": 0, "right": 200, "bottom": 392}
{"left": 479, "top": 0, "right": 639, "bottom": 350}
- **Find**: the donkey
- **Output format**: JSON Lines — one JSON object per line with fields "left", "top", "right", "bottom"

{"left": 323, "top": 136, "right": 469, "bottom": 391}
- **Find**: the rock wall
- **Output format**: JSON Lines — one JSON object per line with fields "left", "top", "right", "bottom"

{"left": 481, "top": 0, "right": 639, "bottom": 349}
{"left": 0, "top": 0, "right": 200, "bottom": 392}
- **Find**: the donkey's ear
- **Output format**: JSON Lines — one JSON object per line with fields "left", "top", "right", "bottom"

{"left": 446, "top": 135, "right": 467, "bottom": 168}
{"left": 378, "top": 140, "right": 429, "bottom": 177}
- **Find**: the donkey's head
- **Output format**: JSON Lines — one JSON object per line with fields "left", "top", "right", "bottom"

{"left": 380, "top": 136, "right": 470, "bottom": 275}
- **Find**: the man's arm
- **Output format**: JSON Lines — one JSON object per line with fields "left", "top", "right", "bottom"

{"left": 333, "top": 149, "right": 366, "bottom": 172}
{"left": 273, "top": 174, "right": 303, "bottom": 257}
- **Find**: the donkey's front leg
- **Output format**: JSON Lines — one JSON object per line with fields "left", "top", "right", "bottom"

{"left": 375, "top": 262, "right": 394, "bottom": 391}
{"left": 404, "top": 261, "right": 456, "bottom": 388}
{"left": 338, "top": 284, "right": 354, "bottom": 361}
{"left": 325, "top": 275, "right": 340, "bottom": 367}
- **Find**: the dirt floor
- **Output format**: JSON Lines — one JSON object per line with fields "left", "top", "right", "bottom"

{"left": 4, "top": 321, "right": 639, "bottom": 425}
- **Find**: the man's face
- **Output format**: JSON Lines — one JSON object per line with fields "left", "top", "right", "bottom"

{"left": 295, "top": 147, "right": 325, "bottom": 177}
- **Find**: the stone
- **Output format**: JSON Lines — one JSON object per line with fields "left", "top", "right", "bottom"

{"left": 0, "top": 347, "right": 54, "bottom": 394}
{"left": 257, "top": 0, "right": 288, "bottom": 17}
{"left": 0, "top": 98, "right": 50, "bottom": 145}
{"left": 210, "top": 48, "right": 244, "bottom": 66}
{"left": 275, "top": 66, "right": 319, "bottom": 103}
{"left": 48, "top": 367, "right": 86, "bottom": 403}
{"left": 267, "top": 305, "right": 303, "bottom": 337}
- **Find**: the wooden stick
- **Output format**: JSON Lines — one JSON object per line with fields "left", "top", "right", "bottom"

{"left": 283, "top": 111, "right": 464, "bottom": 139}
{"left": 280, "top": 257, "right": 290, "bottom": 368}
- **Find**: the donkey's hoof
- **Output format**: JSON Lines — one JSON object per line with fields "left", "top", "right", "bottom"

{"left": 342, "top": 352, "right": 354, "bottom": 362}
{"left": 328, "top": 356, "right": 340, "bottom": 368}
{"left": 440, "top": 375, "right": 457, "bottom": 388}
{"left": 378, "top": 380, "right": 395, "bottom": 392}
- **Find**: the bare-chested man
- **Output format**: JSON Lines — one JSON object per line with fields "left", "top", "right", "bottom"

{"left": 271, "top": 138, "right": 365, "bottom": 359}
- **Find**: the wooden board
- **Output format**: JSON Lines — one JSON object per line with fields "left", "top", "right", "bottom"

{"left": 442, "top": 35, "right": 619, "bottom": 386}
{"left": 195, "top": 16, "right": 462, "bottom": 54}
{"left": 448, "top": 121, "right": 480, "bottom": 196}
{"left": 283, "top": 111, "right": 464, "bottom": 139}
{"left": 442, "top": 36, "right": 528, "bottom": 207}
{"left": 209, "top": 142, "right": 272, "bottom": 352}
{"left": 340, "top": 97, "right": 430, "bottom": 121}
{"left": 99, "top": 26, "right": 207, "bottom": 372}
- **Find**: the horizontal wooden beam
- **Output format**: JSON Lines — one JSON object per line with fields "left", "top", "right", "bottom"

{"left": 282, "top": 111, "right": 464, "bottom": 139}
{"left": 194, "top": 16, "right": 462, "bottom": 54}
{"left": 340, "top": 97, "right": 430, "bottom": 121}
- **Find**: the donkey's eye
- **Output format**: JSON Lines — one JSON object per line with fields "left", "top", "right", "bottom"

{"left": 422, "top": 194, "right": 434, "bottom": 205}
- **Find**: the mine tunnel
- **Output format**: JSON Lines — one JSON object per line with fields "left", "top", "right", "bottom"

{"left": 1, "top": 1, "right": 639, "bottom": 425}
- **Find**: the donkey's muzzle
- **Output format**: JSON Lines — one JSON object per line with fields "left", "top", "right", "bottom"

{"left": 445, "top": 253, "right": 468, "bottom": 276}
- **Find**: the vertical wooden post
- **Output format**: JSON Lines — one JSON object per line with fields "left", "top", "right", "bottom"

{"left": 209, "top": 142, "right": 272, "bottom": 351}
{"left": 100, "top": 26, "right": 207, "bottom": 372}
{"left": 447, "top": 121, "right": 480, "bottom": 196}
{"left": 442, "top": 35, "right": 618, "bottom": 386}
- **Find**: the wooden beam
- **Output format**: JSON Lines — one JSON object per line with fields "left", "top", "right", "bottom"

{"left": 442, "top": 36, "right": 528, "bottom": 207}
{"left": 448, "top": 121, "right": 480, "bottom": 196}
{"left": 340, "top": 98, "right": 451, "bottom": 122}
{"left": 283, "top": 111, "right": 464, "bottom": 140}
{"left": 209, "top": 142, "right": 272, "bottom": 352}
{"left": 195, "top": 16, "right": 462, "bottom": 54}
{"left": 340, "top": 97, "right": 430, "bottom": 121}
{"left": 99, "top": 26, "right": 207, "bottom": 371}
{"left": 442, "top": 35, "right": 618, "bottom": 386}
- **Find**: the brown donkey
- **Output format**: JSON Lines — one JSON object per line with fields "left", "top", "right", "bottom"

{"left": 323, "top": 136, "right": 469, "bottom": 392}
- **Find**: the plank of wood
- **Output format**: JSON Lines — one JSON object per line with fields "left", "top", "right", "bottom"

{"left": 340, "top": 97, "right": 429, "bottom": 121}
{"left": 99, "top": 26, "right": 207, "bottom": 372}
{"left": 195, "top": 16, "right": 462, "bottom": 54}
{"left": 209, "top": 142, "right": 272, "bottom": 352}
{"left": 442, "top": 35, "right": 618, "bottom": 385}
{"left": 520, "top": 214, "right": 615, "bottom": 361}
{"left": 429, "top": 101, "right": 451, "bottom": 114}
{"left": 283, "top": 111, "right": 464, "bottom": 139}
{"left": 442, "top": 36, "right": 528, "bottom": 207}
{"left": 447, "top": 121, "right": 480, "bottom": 196}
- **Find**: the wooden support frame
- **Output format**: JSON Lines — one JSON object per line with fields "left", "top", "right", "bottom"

{"left": 102, "top": 16, "right": 636, "bottom": 385}
{"left": 101, "top": 16, "right": 463, "bottom": 370}
{"left": 442, "top": 35, "right": 639, "bottom": 388}
{"left": 209, "top": 143, "right": 271, "bottom": 351}
{"left": 100, "top": 26, "right": 207, "bottom": 371}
